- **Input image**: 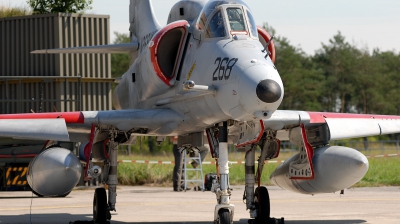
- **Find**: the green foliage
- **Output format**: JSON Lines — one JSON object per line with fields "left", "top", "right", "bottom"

{"left": 27, "top": 0, "right": 92, "bottom": 14}
{"left": 111, "top": 32, "right": 131, "bottom": 78}
{"left": 312, "top": 32, "right": 400, "bottom": 114}
{"left": 264, "top": 23, "right": 325, "bottom": 111}
{"left": 262, "top": 24, "right": 400, "bottom": 115}
{"left": 118, "top": 163, "right": 173, "bottom": 186}
{"left": 0, "top": 5, "right": 31, "bottom": 17}
{"left": 314, "top": 32, "right": 364, "bottom": 112}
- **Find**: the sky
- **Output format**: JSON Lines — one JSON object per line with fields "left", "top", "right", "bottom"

{"left": 2, "top": 0, "right": 400, "bottom": 55}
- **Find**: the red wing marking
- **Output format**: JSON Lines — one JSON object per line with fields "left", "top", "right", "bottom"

{"left": 308, "top": 111, "right": 400, "bottom": 124}
{"left": 0, "top": 112, "right": 84, "bottom": 123}
{"left": 290, "top": 123, "right": 315, "bottom": 180}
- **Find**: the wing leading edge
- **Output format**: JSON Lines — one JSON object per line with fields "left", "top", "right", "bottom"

{"left": 0, "top": 109, "right": 184, "bottom": 142}
{"left": 265, "top": 110, "right": 400, "bottom": 141}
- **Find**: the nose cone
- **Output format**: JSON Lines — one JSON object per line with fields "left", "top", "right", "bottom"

{"left": 235, "top": 64, "right": 283, "bottom": 119}
{"left": 256, "top": 79, "right": 282, "bottom": 103}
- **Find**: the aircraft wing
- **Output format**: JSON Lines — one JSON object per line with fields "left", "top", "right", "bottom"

{"left": 31, "top": 43, "right": 139, "bottom": 54}
{"left": 0, "top": 109, "right": 184, "bottom": 142}
{"left": 265, "top": 110, "right": 400, "bottom": 141}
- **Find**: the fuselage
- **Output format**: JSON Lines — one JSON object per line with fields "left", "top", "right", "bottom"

{"left": 113, "top": 0, "right": 284, "bottom": 135}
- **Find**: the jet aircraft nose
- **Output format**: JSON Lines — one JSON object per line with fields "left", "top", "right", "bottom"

{"left": 235, "top": 64, "right": 283, "bottom": 120}
{"left": 256, "top": 79, "right": 282, "bottom": 103}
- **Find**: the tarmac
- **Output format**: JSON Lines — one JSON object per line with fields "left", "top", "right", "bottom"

{"left": 1, "top": 185, "right": 400, "bottom": 224}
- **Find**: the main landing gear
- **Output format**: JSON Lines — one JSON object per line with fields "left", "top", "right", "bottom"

{"left": 91, "top": 140, "right": 118, "bottom": 223}
{"left": 243, "top": 130, "right": 284, "bottom": 224}
{"left": 88, "top": 132, "right": 120, "bottom": 224}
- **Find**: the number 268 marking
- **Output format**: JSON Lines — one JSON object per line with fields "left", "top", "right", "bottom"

{"left": 212, "top": 57, "right": 238, "bottom": 81}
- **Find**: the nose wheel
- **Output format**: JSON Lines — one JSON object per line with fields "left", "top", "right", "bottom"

{"left": 217, "top": 209, "right": 232, "bottom": 224}
{"left": 93, "top": 188, "right": 111, "bottom": 224}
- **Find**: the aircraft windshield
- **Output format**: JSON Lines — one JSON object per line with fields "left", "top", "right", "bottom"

{"left": 227, "top": 8, "right": 246, "bottom": 32}
{"left": 246, "top": 10, "right": 258, "bottom": 37}
{"left": 205, "top": 10, "right": 226, "bottom": 38}
{"left": 196, "top": 0, "right": 258, "bottom": 39}
{"left": 196, "top": 0, "right": 250, "bottom": 31}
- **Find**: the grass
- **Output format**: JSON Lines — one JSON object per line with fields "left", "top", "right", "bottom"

{"left": 118, "top": 163, "right": 174, "bottom": 186}
{"left": 117, "top": 155, "right": 400, "bottom": 188}
{"left": 353, "top": 157, "right": 400, "bottom": 187}
{"left": 0, "top": 5, "right": 31, "bottom": 18}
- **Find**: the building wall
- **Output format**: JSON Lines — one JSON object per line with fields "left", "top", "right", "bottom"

{"left": 0, "top": 13, "right": 113, "bottom": 113}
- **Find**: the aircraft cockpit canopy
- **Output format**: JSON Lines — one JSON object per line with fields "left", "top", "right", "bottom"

{"left": 196, "top": 0, "right": 258, "bottom": 39}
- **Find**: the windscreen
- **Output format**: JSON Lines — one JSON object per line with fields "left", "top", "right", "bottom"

{"left": 246, "top": 10, "right": 258, "bottom": 37}
{"left": 205, "top": 10, "right": 226, "bottom": 38}
{"left": 227, "top": 8, "right": 246, "bottom": 32}
{"left": 196, "top": 0, "right": 250, "bottom": 30}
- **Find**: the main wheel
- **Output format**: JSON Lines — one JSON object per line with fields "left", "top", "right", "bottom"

{"left": 218, "top": 208, "right": 231, "bottom": 224}
{"left": 93, "top": 188, "right": 108, "bottom": 224}
{"left": 255, "top": 186, "right": 270, "bottom": 222}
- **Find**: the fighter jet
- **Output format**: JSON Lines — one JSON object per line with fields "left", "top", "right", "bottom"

{"left": 0, "top": 0, "right": 399, "bottom": 223}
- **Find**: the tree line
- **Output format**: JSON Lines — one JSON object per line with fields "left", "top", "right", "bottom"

{"left": 263, "top": 24, "right": 400, "bottom": 115}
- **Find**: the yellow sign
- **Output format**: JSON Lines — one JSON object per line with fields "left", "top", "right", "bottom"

{"left": 6, "top": 167, "right": 28, "bottom": 186}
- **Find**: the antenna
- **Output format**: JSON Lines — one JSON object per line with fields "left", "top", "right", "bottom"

{"left": 262, "top": 35, "right": 274, "bottom": 53}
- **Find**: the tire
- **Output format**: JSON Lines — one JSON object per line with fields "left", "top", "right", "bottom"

{"left": 93, "top": 188, "right": 108, "bottom": 224}
{"left": 218, "top": 208, "right": 231, "bottom": 224}
{"left": 255, "top": 186, "right": 270, "bottom": 222}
